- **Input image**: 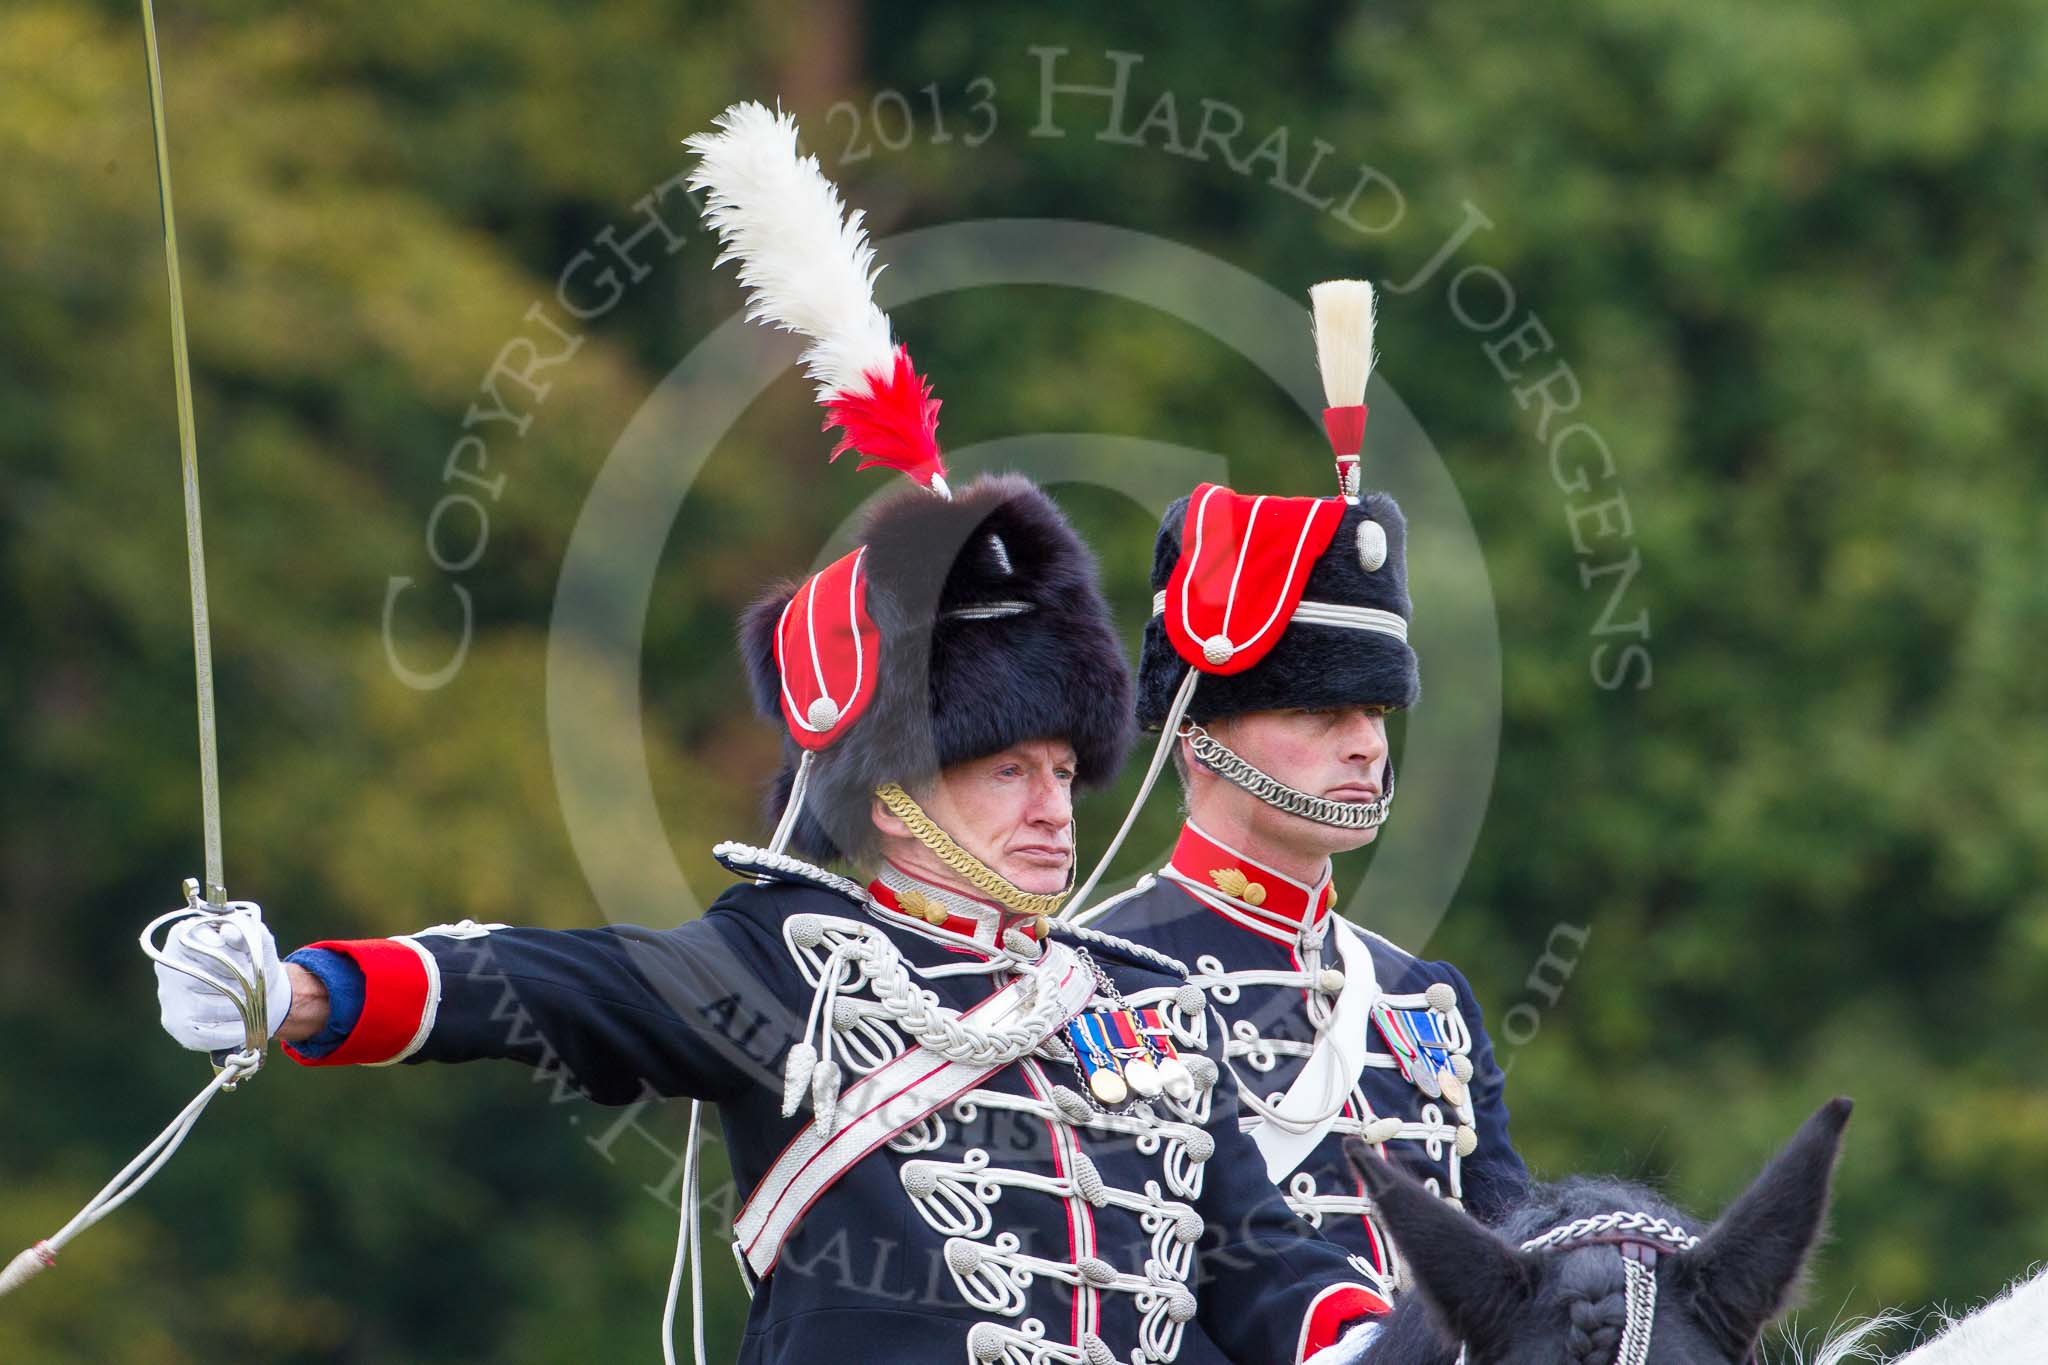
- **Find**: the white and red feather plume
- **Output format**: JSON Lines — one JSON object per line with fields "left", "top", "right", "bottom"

{"left": 685, "top": 101, "right": 950, "bottom": 498}
{"left": 1310, "top": 279, "right": 1376, "bottom": 501}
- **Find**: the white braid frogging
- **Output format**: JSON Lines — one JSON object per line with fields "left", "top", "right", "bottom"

{"left": 905, "top": 1066, "right": 1214, "bottom": 1364}
{"left": 1114, "top": 892, "right": 1481, "bottom": 1297}
{"left": 1156, "top": 876, "right": 1478, "bottom": 1153}
{"left": 716, "top": 843, "right": 1254, "bottom": 1364}
{"left": 783, "top": 916, "right": 1082, "bottom": 1091}
{"left": 776, "top": 908, "right": 1222, "bottom": 1360}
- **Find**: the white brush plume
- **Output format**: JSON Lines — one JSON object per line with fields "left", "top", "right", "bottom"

{"left": 1310, "top": 279, "right": 1377, "bottom": 408}
{"left": 685, "top": 101, "right": 897, "bottom": 402}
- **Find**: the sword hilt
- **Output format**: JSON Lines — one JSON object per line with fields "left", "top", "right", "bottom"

{"left": 148, "top": 878, "right": 270, "bottom": 1087}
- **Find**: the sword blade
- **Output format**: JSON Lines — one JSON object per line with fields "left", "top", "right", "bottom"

{"left": 139, "top": 0, "right": 224, "bottom": 906}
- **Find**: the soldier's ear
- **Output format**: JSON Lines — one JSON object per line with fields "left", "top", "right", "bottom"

{"left": 871, "top": 793, "right": 911, "bottom": 841}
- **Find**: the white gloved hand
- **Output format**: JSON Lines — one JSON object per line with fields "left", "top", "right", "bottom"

{"left": 154, "top": 904, "right": 292, "bottom": 1053}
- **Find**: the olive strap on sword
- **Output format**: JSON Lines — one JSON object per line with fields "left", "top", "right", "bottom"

{"left": 1, "top": 0, "right": 275, "bottom": 1299}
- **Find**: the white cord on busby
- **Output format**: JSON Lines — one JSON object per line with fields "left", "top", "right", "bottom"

{"left": 1063, "top": 668, "right": 1199, "bottom": 919}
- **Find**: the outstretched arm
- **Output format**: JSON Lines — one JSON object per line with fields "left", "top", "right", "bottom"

{"left": 157, "top": 891, "right": 808, "bottom": 1107}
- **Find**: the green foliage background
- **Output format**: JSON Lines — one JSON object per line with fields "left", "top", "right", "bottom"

{"left": 4, "top": 3, "right": 2044, "bottom": 1360}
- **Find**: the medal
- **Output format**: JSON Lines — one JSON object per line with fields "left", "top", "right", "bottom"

{"left": 1064, "top": 1005, "right": 1192, "bottom": 1109}
{"left": 1089, "top": 1066, "right": 1129, "bottom": 1106}
{"left": 1109, "top": 1007, "right": 1162, "bottom": 1097}
{"left": 1124, "top": 1006, "right": 1193, "bottom": 1101}
{"left": 1372, "top": 1001, "right": 1461, "bottom": 1100}
{"left": 1134, "top": 1007, "right": 1194, "bottom": 1099}
{"left": 1156, "top": 1056, "right": 1195, "bottom": 1101}
{"left": 1065, "top": 1010, "right": 1131, "bottom": 1106}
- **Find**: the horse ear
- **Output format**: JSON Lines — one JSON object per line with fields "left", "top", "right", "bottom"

{"left": 1347, "top": 1139, "right": 1538, "bottom": 1354}
{"left": 1678, "top": 1097, "right": 1853, "bottom": 1359}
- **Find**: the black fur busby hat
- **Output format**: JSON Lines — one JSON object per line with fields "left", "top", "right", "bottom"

{"left": 1135, "top": 488, "right": 1419, "bottom": 730}
{"left": 1132, "top": 277, "right": 1420, "bottom": 732}
{"left": 742, "top": 474, "right": 1135, "bottom": 863}
{"left": 688, "top": 106, "right": 1131, "bottom": 864}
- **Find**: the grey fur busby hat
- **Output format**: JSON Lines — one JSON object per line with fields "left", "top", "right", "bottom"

{"left": 742, "top": 474, "right": 1135, "bottom": 863}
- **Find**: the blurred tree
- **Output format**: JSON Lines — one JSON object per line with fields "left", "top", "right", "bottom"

{"left": 3, "top": 1, "right": 2043, "bottom": 1359}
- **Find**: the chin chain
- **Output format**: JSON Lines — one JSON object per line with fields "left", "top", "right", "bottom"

{"left": 872, "top": 782, "right": 1072, "bottom": 921}
{"left": 1181, "top": 724, "right": 1392, "bottom": 831}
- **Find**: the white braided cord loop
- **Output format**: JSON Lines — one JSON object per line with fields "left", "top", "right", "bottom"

{"left": 1045, "top": 917, "right": 1190, "bottom": 980}
{"left": 712, "top": 841, "right": 867, "bottom": 901}
{"left": 785, "top": 916, "right": 1081, "bottom": 1070}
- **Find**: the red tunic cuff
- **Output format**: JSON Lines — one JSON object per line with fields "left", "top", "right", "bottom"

{"left": 1298, "top": 1282, "right": 1393, "bottom": 1361}
{"left": 283, "top": 937, "right": 437, "bottom": 1068}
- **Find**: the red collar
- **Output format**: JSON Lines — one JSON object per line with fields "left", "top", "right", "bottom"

{"left": 868, "top": 860, "right": 1048, "bottom": 952}
{"left": 1168, "top": 822, "right": 1334, "bottom": 944}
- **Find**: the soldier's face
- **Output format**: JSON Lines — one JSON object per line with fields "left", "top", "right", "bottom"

{"left": 1187, "top": 705, "right": 1389, "bottom": 865}
{"left": 914, "top": 739, "right": 1079, "bottom": 894}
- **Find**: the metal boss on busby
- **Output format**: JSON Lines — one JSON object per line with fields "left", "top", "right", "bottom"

{"left": 1070, "top": 280, "right": 1418, "bottom": 911}
{"left": 686, "top": 103, "right": 1133, "bottom": 868}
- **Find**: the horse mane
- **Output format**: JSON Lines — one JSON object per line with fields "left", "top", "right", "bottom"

{"left": 1760, "top": 1263, "right": 2048, "bottom": 1365}
{"left": 1365, "top": 1173, "right": 1702, "bottom": 1365}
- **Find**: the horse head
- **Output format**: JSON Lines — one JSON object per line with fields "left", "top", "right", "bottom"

{"left": 1345, "top": 1097, "right": 1852, "bottom": 1365}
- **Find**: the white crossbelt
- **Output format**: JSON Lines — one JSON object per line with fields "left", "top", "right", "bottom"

{"left": 1248, "top": 919, "right": 1380, "bottom": 1182}
{"left": 733, "top": 943, "right": 1098, "bottom": 1278}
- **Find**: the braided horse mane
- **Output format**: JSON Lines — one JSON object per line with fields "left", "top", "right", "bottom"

{"left": 1502, "top": 1179, "right": 1687, "bottom": 1365}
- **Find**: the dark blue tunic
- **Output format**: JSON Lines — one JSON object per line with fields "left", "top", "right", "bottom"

{"left": 289, "top": 859, "right": 1390, "bottom": 1364}
{"left": 1083, "top": 825, "right": 1528, "bottom": 1296}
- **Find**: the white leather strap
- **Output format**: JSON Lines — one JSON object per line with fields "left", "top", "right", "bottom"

{"left": 734, "top": 948, "right": 1097, "bottom": 1277}
{"left": 1248, "top": 919, "right": 1380, "bottom": 1182}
